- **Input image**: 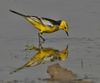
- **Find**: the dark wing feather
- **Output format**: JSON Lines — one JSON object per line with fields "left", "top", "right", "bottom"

{"left": 42, "top": 17, "right": 61, "bottom": 25}
{"left": 30, "top": 16, "right": 44, "bottom": 24}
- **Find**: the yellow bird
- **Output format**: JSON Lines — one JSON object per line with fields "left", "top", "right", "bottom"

{"left": 9, "top": 10, "right": 69, "bottom": 42}
{"left": 10, "top": 45, "right": 68, "bottom": 74}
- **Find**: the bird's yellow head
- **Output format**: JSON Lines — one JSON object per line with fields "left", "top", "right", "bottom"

{"left": 59, "top": 46, "right": 69, "bottom": 61}
{"left": 59, "top": 20, "right": 69, "bottom": 36}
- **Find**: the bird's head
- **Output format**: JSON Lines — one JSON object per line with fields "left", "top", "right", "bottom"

{"left": 58, "top": 45, "right": 68, "bottom": 61}
{"left": 59, "top": 20, "right": 69, "bottom": 36}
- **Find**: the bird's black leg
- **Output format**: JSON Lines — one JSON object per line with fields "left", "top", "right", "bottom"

{"left": 38, "top": 33, "right": 45, "bottom": 48}
{"left": 40, "top": 34, "right": 45, "bottom": 42}
{"left": 38, "top": 32, "right": 45, "bottom": 43}
{"left": 38, "top": 33, "right": 41, "bottom": 48}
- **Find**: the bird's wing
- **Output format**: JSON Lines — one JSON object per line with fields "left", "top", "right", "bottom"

{"left": 29, "top": 16, "right": 43, "bottom": 23}
{"left": 41, "top": 17, "right": 60, "bottom": 26}
{"left": 41, "top": 53, "right": 59, "bottom": 64}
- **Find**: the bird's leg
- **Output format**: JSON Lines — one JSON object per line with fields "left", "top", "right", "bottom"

{"left": 39, "top": 34, "right": 45, "bottom": 43}
{"left": 39, "top": 42, "right": 43, "bottom": 49}
{"left": 38, "top": 33, "right": 43, "bottom": 48}
{"left": 38, "top": 33, "right": 41, "bottom": 48}
{"left": 38, "top": 32, "right": 45, "bottom": 42}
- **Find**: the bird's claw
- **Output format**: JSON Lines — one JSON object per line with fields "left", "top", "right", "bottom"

{"left": 24, "top": 44, "right": 34, "bottom": 51}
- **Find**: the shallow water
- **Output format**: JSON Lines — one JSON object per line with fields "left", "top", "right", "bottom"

{"left": 0, "top": 0, "right": 100, "bottom": 83}
{"left": 0, "top": 37, "right": 100, "bottom": 83}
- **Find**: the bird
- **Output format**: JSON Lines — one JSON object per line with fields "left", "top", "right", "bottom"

{"left": 10, "top": 44, "right": 68, "bottom": 74}
{"left": 9, "top": 9, "right": 69, "bottom": 42}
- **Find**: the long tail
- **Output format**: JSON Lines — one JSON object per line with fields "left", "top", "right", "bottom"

{"left": 9, "top": 9, "right": 27, "bottom": 17}
{"left": 10, "top": 65, "right": 25, "bottom": 74}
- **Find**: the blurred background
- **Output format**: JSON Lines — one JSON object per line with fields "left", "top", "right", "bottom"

{"left": 0, "top": 0, "right": 100, "bottom": 83}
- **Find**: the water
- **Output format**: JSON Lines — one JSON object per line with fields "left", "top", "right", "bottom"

{"left": 0, "top": 37, "right": 100, "bottom": 83}
{"left": 0, "top": 0, "right": 100, "bottom": 83}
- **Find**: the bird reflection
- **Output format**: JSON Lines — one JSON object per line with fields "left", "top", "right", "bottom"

{"left": 10, "top": 43, "right": 68, "bottom": 74}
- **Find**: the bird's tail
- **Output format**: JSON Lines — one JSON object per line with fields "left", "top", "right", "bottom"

{"left": 9, "top": 9, "right": 27, "bottom": 17}
{"left": 10, "top": 65, "right": 25, "bottom": 74}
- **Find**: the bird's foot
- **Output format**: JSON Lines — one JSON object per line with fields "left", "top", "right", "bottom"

{"left": 24, "top": 44, "right": 35, "bottom": 51}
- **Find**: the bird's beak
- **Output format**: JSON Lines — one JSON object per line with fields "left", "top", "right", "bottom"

{"left": 65, "top": 31, "right": 69, "bottom": 36}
